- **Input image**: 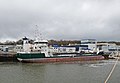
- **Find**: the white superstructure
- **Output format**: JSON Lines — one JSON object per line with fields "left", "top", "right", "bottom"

{"left": 33, "top": 39, "right": 49, "bottom": 57}
{"left": 22, "top": 37, "right": 50, "bottom": 57}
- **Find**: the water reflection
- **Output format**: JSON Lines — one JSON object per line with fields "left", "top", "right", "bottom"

{"left": 0, "top": 60, "right": 119, "bottom": 83}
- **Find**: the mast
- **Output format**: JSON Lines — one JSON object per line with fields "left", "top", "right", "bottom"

{"left": 34, "top": 25, "right": 49, "bottom": 57}
{"left": 34, "top": 25, "right": 43, "bottom": 41}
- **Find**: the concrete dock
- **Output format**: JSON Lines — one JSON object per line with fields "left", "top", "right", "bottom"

{"left": 0, "top": 53, "right": 17, "bottom": 62}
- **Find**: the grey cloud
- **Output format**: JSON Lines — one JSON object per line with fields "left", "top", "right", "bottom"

{"left": 0, "top": 0, "right": 120, "bottom": 41}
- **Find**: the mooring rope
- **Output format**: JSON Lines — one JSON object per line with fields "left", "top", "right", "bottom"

{"left": 104, "top": 57, "right": 119, "bottom": 83}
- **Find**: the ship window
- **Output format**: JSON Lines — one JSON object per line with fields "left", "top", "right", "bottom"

{"left": 26, "top": 41, "right": 28, "bottom": 44}
{"left": 34, "top": 42, "right": 48, "bottom": 44}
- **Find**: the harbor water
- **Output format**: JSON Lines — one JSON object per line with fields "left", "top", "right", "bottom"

{"left": 0, "top": 60, "right": 120, "bottom": 83}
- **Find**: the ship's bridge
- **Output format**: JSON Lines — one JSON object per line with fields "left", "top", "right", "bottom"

{"left": 34, "top": 40, "right": 48, "bottom": 44}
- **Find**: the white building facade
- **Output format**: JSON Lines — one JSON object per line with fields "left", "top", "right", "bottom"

{"left": 81, "top": 39, "right": 97, "bottom": 52}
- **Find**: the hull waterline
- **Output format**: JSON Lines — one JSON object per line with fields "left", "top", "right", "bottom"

{"left": 17, "top": 55, "right": 104, "bottom": 63}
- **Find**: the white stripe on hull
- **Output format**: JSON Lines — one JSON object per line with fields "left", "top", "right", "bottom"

{"left": 17, "top": 58, "right": 23, "bottom": 62}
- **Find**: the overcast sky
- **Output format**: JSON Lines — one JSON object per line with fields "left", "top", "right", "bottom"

{"left": 0, "top": 0, "right": 120, "bottom": 41}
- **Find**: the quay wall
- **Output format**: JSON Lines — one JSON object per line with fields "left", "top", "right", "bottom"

{"left": 0, "top": 53, "right": 17, "bottom": 62}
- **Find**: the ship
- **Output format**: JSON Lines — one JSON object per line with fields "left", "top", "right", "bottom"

{"left": 16, "top": 37, "right": 105, "bottom": 63}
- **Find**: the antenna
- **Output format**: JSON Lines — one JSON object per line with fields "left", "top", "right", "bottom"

{"left": 34, "top": 25, "right": 43, "bottom": 40}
